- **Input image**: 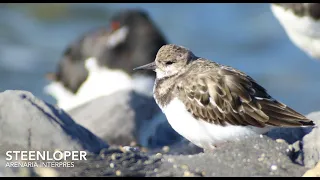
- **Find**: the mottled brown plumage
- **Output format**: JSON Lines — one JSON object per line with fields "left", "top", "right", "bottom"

{"left": 175, "top": 59, "right": 313, "bottom": 128}
{"left": 133, "top": 44, "right": 315, "bottom": 150}
{"left": 138, "top": 44, "right": 315, "bottom": 128}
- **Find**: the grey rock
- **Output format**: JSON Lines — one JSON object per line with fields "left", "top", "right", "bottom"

{"left": 68, "top": 90, "right": 183, "bottom": 149}
{"left": 1, "top": 89, "right": 315, "bottom": 177}
{"left": 53, "top": 135, "right": 308, "bottom": 177}
{"left": 0, "top": 156, "right": 33, "bottom": 177}
{"left": 264, "top": 110, "right": 318, "bottom": 144}
{"left": 262, "top": 111, "right": 320, "bottom": 169}
{"left": 160, "top": 135, "right": 308, "bottom": 177}
{"left": 0, "top": 90, "right": 108, "bottom": 155}
{"left": 301, "top": 111, "right": 320, "bottom": 168}
{"left": 0, "top": 158, "right": 7, "bottom": 177}
{"left": 148, "top": 139, "right": 203, "bottom": 156}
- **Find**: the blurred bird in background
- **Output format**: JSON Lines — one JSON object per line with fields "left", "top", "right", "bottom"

{"left": 44, "top": 9, "right": 167, "bottom": 111}
{"left": 43, "top": 8, "right": 186, "bottom": 150}
{"left": 271, "top": 3, "right": 320, "bottom": 61}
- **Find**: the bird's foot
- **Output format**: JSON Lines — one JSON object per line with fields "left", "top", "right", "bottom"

{"left": 203, "top": 148, "right": 215, "bottom": 153}
{"left": 203, "top": 142, "right": 231, "bottom": 153}
{"left": 203, "top": 145, "right": 217, "bottom": 154}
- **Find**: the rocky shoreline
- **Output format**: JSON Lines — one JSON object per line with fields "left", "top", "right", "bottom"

{"left": 0, "top": 90, "right": 319, "bottom": 177}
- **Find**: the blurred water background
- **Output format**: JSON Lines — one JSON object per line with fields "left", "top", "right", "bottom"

{"left": 0, "top": 3, "right": 319, "bottom": 114}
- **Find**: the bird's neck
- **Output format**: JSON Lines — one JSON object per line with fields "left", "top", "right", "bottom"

{"left": 154, "top": 75, "right": 178, "bottom": 108}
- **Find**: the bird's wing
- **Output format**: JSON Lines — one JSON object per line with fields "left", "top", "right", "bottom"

{"left": 176, "top": 63, "right": 314, "bottom": 127}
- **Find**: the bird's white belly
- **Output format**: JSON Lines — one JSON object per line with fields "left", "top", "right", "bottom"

{"left": 161, "top": 98, "right": 269, "bottom": 149}
{"left": 45, "top": 57, "right": 154, "bottom": 111}
{"left": 44, "top": 70, "right": 133, "bottom": 111}
{"left": 271, "top": 4, "right": 320, "bottom": 60}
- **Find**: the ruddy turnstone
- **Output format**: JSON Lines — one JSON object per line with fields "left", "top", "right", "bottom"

{"left": 134, "top": 44, "right": 315, "bottom": 151}
{"left": 271, "top": 3, "right": 320, "bottom": 60}
{"left": 44, "top": 9, "right": 167, "bottom": 111}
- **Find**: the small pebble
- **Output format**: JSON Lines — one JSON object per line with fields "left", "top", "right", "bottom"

{"left": 162, "top": 146, "right": 170, "bottom": 153}
{"left": 156, "top": 153, "right": 162, "bottom": 157}
{"left": 271, "top": 165, "right": 278, "bottom": 171}
{"left": 286, "top": 148, "right": 291, "bottom": 153}
{"left": 259, "top": 134, "right": 263, "bottom": 138}
{"left": 181, "top": 165, "right": 189, "bottom": 170}
{"left": 141, "top": 147, "right": 148, "bottom": 153}
{"left": 34, "top": 167, "right": 59, "bottom": 177}
{"left": 183, "top": 171, "right": 193, "bottom": 177}
{"left": 116, "top": 170, "right": 121, "bottom": 176}
{"left": 276, "top": 139, "right": 286, "bottom": 143}
{"left": 144, "top": 160, "right": 153, "bottom": 165}
{"left": 119, "top": 146, "right": 128, "bottom": 153}
{"left": 122, "top": 146, "right": 131, "bottom": 152}
{"left": 110, "top": 163, "right": 114, "bottom": 168}
{"left": 168, "top": 158, "right": 174, "bottom": 163}
{"left": 258, "top": 153, "right": 265, "bottom": 162}
{"left": 111, "top": 154, "right": 117, "bottom": 160}
{"left": 130, "top": 141, "right": 137, "bottom": 146}
{"left": 99, "top": 149, "right": 108, "bottom": 159}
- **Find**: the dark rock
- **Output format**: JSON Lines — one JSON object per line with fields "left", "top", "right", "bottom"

{"left": 0, "top": 90, "right": 108, "bottom": 155}
{"left": 280, "top": 111, "right": 320, "bottom": 169}
{"left": 68, "top": 90, "right": 183, "bottom": 149}
{"left": 266, "top": 127, "right": 309, "bottom": 144}
{"left": 160, "top": 135, "right": 308, "bottom": 177}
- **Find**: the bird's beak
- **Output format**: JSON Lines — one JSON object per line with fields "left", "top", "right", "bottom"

{"left": 110, "top": 21, "right": 121, "bottom": 32}
{"left": 45, "top": 72, "right": 57, "bottom": 81}
{"left": 133, "top": 62, "right": 156, "bottom": 71}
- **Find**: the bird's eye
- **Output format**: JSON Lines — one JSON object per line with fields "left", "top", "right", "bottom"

{"left": 165, "top": 61, "right": 174, "bottom": 65}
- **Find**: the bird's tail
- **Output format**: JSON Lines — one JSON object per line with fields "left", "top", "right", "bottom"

{"left": 259, "top": 98, "right": 315, "bottom": 127}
